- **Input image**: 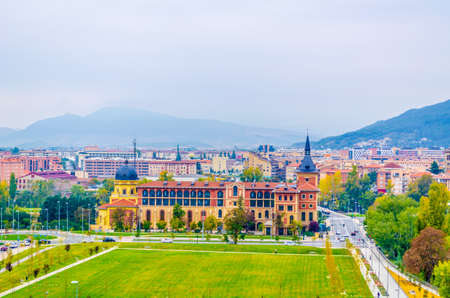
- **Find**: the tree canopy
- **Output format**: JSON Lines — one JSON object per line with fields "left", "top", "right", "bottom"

{"left": 240, "top": 167, "right": 263, "bottom": 182}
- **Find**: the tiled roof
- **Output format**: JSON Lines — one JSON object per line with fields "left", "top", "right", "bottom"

{"left": 98, "top": 199, "right": 138, "bottom": 209}
{"left": 21, "top": 171, "right": 76, "bottom": 180}
{"left": 383, "top": 162, "right": 402, "bottom": 169}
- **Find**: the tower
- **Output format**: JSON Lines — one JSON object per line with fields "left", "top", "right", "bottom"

{"left": 176, "top": 144, "right": 181, "bottom": 161}
{"left": 296, "top": 135, "right": 319, "bottom": 186}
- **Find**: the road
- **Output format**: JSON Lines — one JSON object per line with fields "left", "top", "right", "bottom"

{"left": 324, "top": 209, "right": 408, "bottom": 298}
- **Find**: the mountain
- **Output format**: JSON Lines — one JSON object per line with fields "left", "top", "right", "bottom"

{"left": 306, "top": 99, "right": 450, "bottom": 149}
{"left": 0, "top": 127, "right": 16, "bottom": 138}
{"left": 0, "top": 107, "right": 303, "bottom": 148}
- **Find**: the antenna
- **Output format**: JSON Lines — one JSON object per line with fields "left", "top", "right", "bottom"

{"left": 133, "top": 138, "right": 137, "bottom": 170}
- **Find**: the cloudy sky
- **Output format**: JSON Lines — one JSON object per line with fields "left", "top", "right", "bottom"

{"left": 0, "top": 0, "right": 449, "bottom": 137}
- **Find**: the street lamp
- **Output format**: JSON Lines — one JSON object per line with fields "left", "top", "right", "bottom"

{"left": 58, "top": 201, "right": 60, "bottom": 231}
{"left": 81, "top": 208, "right": 84, "bottom": 234}
{"left": 71, "top": 280, "right": 79, "bottom": 298}
{"left": 66, "top": 201, "right": 69, "bottom": 233}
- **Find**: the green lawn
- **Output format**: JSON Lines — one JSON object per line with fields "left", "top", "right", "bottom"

{"left": 9, "top": 247, "right": 371, "bottom": 297}
{"left": 0, "top": 234, "right": 57, "bottom": 241}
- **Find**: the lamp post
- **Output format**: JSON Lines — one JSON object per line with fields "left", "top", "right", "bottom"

{"left": 0, "top": 208, "right": 2, "bottom": 240}
{"left": 81, "top": 208, "right": 84, "bottom": 234}
{"left": 88, "top": 204, "right": 91, "bottom": 234}
{"left": 58, "top": 201, "right": 60, "bottom": 231}
{"left": 66, "top": 201, "right": 69, "bottom": 233}
{"left": 71, "top": 280, "right": 79, "bottom": 298}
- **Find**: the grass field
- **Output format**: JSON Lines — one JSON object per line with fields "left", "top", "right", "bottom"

{"left": 9, "top": 245, "right": 371, "bottom": 297}
{"left": 0, "top": 234, "right": 57, "bottom": 241}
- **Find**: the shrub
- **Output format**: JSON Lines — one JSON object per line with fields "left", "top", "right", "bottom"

{"left": 65, "top": 244, "right": 71, "bottom": 252}
{"left": 43, "top": 264, "right": 50, "bottom": 274}
{"left": 33, "top": 268, "right": 40, "bottom": 278}
{"left": 222, "top": 234, "right": 229, "bottom": 242}
{"left": 95, "top": 246, "right": 99, "bottom": 253}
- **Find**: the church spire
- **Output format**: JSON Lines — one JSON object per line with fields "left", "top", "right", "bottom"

{"left": 305, "top": 134, "right": 311, "bottom": 156}
{"left": 176, "top": 144, "right": 181, "bottom": 161}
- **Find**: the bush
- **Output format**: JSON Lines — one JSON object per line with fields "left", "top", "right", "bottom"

{"left": 33, "top": 268, "right": 40, "bottom": 278}
{"left": 222, "top": 234, "right": 229, "bottom": 242}
{"left": 43, "top": 264, "right": 50, "bottom": 274}
{"left": 65, "top": 244, "right": 71, "bottom": 252}
{"left": 95, "top": 246, "right": 99, "bottom": 253}
{"left": 206, "top": 234, "right": 211, "bottom": 241}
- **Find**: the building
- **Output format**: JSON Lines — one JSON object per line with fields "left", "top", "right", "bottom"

{"left": 94, "top": 136, "right": 320, "bottom": 236}
{"left": 77, "top": 149, "right": 136, "bottom": 169}
{"left": 211, "top": 156, "right": 227, "bottom": 173}
{"left": 16, "top": 171, "right": 77, "bottom": 192}
{"left": 83, "top": 159, "right": 197, "bottom": 178}
{"left": 0, "top": 157, "right": 29, "bottom": 182}
{"left": 244, "top": 152, "right": 272, "bottom": 177}
{"left": 21, "top": 156, "right": 62, "bottom": 172}
{"left": 445, "top": 149, "right": 450, "bottom": 172}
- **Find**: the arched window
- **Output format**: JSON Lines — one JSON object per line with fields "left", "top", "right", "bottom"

{"left": 146, "top": 210, "right": 151, "bottom": 221}
{"left": 130, "top": 189, "right": 134, "bottom": 194}
{"left": 250, "top": 191, "right": 256, "bottom": 198}
{"left": 290, "top": 215, "right": 294, "bottom": 224}
{"left": 184, "top": 190, "right": 190, "bottom": 198}
{"left": 257, "top": 191, "right": 263, "bottom": 198}
{"left": 170, "top": 190, "right": 176, "bottom": 197}
{"left": 265, "top": 210, "right": 269, "bottom": 218}
{"left": 160, "top": 210, "right": 165, "bottom": 221}
{"left": 156, "top": 190, "right": 162, "bottom": 197}
{"left": 217, "top": 191, "right": 223, "bottom": 198}
{"left": 205, "top": 191, "right": 210, "bottom": 198}
{"left": 198, "top": 191, "right": 203, "bottom": 198}
{"left": 201, "top": 210, "right": 206, "bottom": 217}
{"left": 233, "top": 186, "right": 238, "bottom": 196}
{"left": 143, "top": 190, "right": 148, "bottom": 197}
{"left": 177, "top": 190, "right": 183, "bottom": 197}
{"left": 264, "top": 192, "right": 270, "bottom": 199}
{"left": 218, "top": 209, "right": 222, "bottom": 218}
{"left": 163, "top": 190, "right": 169, "bottom": 197}
{"left": 150, "top": 190, "right": 155, "bottom": 197}
{"left": 191, "top": 191, "right": 196, "bottom": 198}
{"left": 122, "top": 189, "right": 126, "bottom": 195}
{"left": 188, "top": 210, "right": 193, "bottom": 223}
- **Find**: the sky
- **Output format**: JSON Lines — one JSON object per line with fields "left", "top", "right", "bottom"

{"left": 0, "top": 0, "right": 449, "bottom": 138}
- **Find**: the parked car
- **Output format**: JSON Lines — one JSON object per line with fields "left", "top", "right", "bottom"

{"left": 0, "top": 246, "right": 8, "bottom": 252}
{"left": 9, "top": 242, "right": 19, "bottom": 249}
{"left": 38, "top": 239, "right": 51, "bottom": 245}
{"left": 103, "top": 237, "right": 116, "bottom": 242}
{"left": 161, "top": 238, "right": 173, "bottom": 243}
{"left": 283, "top": 240, "right": 296, "bottom": 246}
{"left": 351, "top": 232, "right": 356, "bottom": 236}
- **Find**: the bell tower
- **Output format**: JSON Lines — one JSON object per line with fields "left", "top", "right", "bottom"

{"left": 296, "top": 135, "right": 319, "bottom": 186}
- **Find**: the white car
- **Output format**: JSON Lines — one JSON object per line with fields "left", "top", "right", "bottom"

{"left": 161, "top": 238, "right": 173, "bottom": 243}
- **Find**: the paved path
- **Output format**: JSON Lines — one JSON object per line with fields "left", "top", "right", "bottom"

{"left": 0, "top": 246, "right": 117, "bottom": 297}
{"left": 0, "top": 246, "right": 55, "bottom": 274}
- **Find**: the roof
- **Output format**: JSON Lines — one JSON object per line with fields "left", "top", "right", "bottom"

{"left": 383, "top": 162, "right": 403, "bottom": 169}
{"left": 98, "top": 199, "right": 138, "bottom": 209}
{"left": 297, "top": 182, "right": 320, "bottom": 192}
{"left": 20, "top": 171, "right": 76, "bottom": 180}
{"left": 115, "top": 160, "right": 138, "bottom": 181}
{"left": 297, "top": 135, "right": 318, "bottom": 173}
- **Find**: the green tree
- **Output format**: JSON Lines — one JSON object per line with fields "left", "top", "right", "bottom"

{"left": 10, "top": 147, "right": 19, "bottom": 154}
{"left": 433, "top": 261, "right": 450, "bottom": 298}
{"left": 0, "top": 181, "right": 9, "bottom": 208}
{"left": 189, "top": 221, "right": 197, "bottom": 231}
{"left": 366, "top": 194, "right": 419, "bottom": 259}
{"left": 224, "top": 197, "right": 247, "bottom": 243}
{"left": 158, "top": 171, "right": 174, "bottom": 181}
{"left": 403, "top": 227, "right": 448, "bottom": 282}
{"left": 9, "top": 173, "right": 16, "bottom": 201}
{"left": 407, "top": 174, "right": 433, "bottom": 202}
{"left": 156, "top": 220, "right": 167, "bottom": 230}
{"left": 417, "top": 182, "right": 449, "bottom": 231}
{"left": 31, "top": 180, "right": 55, "bottom": 207}
{"left": 240, "top": 167, "right": 263, "bottom": 182}
{"left": 204, "top": 215, "right": 218, "bottom": 232}
{"left": 172, "top": 203, "right": 185, "bottom": 219}
{"left": 111, "top": 208, "right": 126, "bottom": 231}
{"left": 428, "top": 161, "right": 443, "bottom": 175}
{"left": 142, "top": 220, "right": 151, "bottom": 232}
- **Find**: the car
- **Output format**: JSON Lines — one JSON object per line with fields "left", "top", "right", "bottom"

{"left": 351, "top": 232, "right": 356, "bottom": 236}
{"left": 339, "top": 238, "right": 346, "bottom": 242}
{"left": 161, "top": 238, "right": 173, "bottom": 243}
{"left": 0, "top": 246, "right": 8, "bottom": 252}
{"left": 283, "top": 240, "right": 296, "bottom": 246}
{"left": 103, "top": 237, "right": 116, "bottom": 242}
{"left": 38, "top": 239, "right": 51, "bottom": 245}
{"left": 9, "top": 243, "right": 19, "bottom": 249}
{"left": 335, "top": 231, "right": 341, "bottom": 235}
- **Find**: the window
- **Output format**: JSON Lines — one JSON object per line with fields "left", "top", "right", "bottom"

{"left": 143, "top": 190, "right": 148, "bottom": 197}
{"left": 198, "top": 199, "right": 204, "bottom": 206}
{"left": 205, "top": 191, "right": 210, "bottom": 198}
{"left": 142, "top": 198, "right": 148, "bottom": 205}
{"left": 190, "top": 199, "right": 197, "bottom": 206}
{"left": 289, "top": 215, "right": 294, "bottom": 223}
{"left": 150, "top": 190, "right": 155, "bottom": 197}
{"left": 218, "top": 191, "right": 224, "bottom": 198}
{"left": 309, "top": 204, "right": 313, "bottom": 208}
{"left": 170, "top": 190, "right": 176, "bottom": 197}
{"left": 279, "top": 205, "right": 284, "bottom": 211}
{"left": 170, "top": 199, "right": 175, "bottom": 206}
{"left": 184, "top": 190, "right": 190, "bottom": 198}
{"left": 290, "top": 196, "right": 293, "bottom": 201}
{"left": 233, "top": 186, "right": 238, "bottom": 196}
{"left": 156, "top": 199, "right": 162, "bottom": 206}
{"left": 122, "top": 189, "right": 126, "bottom": 195}
{"left": 271, "top": 193, "right": 274, "bottom": 199}
{"left": 309, "top": 194, "right": 313, "bottom": 199}
{"left": 146, "top": 210, "right": 151, "bottom": 221}
{"left": 279, "top": 195, "right": 282, "bottom": 201}
{"left": 184, "top": 199, "right": 190, "bottom": 206}
{"left": 198, "top": 191, "right": 203, "bottom": 198}
{"left": 218, "top": 209, "right": 222, "bottom": 218}
{"left": 301, "top": 212, "right": 306, "bottom": 221}
{"left": 287, "top": 205, "right": 293, "bottom": 211}
{"left": 284, "top": 196, "right": 287, "bottom": 201}
{"left": 250, "top": 200, "right": 256, "bottom": 207}
{"left": 257, "top": 200, "right": 263, "bottom": 207}
{"left": 149, "top": 199, "right": 155, "bottom": 206}
{"left": 302, "top": 204, "right": 306, "bottom": 208}
{"left": 257, "top": 191, "right": 263, "bottom": 198}
{"left": 264, "top": 200, "right": 270, "bottom": 207}
{"left": 305, "top": 178, "right": 310, "bottom": 182}
{"left": 157, "top": 190, "right": 162, "bottom": 197}
{"left": 177, "top": 199, "right": 182, "bottom": 205}
{"left": 177, "top": 190, "right": 183, "bottom": 197}
{"left": 191, "top": 191, "right": 196, "bottom": 198}
{"left": 130, "top": 189, "right": 134, "bottom": 195}
{"left": 264, "top": 192, "right": 270, "bottom": 199}
{"left": 250, "top": 191, "right": 256, "bottom": 198}
{"left": 163, "top": 199, "right": 169, "bottom": 206}
{"left": 204, "top": 199, "right": 210, "bottom": 206}
{"left": 218, "top": 199, "right": 224, "bottom": 207}
{"left": 163, "top": 190, "right": 169, "bottom": 197}
{"left": 265, "top": 210, "right": 269, "bottom": 218}
{"left": 233, "top": 201, "right": 237, "bottom": 206}
{"left": 302, "top": 194, "right": 306, "bottom": 199}
{"left": 258, "top": 212, "right": 262, "bottom": 219}
{"left": 309, "top": 212, "right": 313, "bottom": 221}
{"left": 160, "top": 210, "right": 165, "bottom": 221}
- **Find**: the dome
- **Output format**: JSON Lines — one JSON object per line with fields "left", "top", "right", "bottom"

{"left": 115, "top": 160, "right": 138, "bottom": 180}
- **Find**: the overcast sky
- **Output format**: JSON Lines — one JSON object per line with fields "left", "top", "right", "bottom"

{"left": 0, "top": 1, "right": 449, "bottom": 137}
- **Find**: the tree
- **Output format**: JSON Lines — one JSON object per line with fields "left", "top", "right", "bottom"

{"left": 142, "top": 220, "right": 151, "bottom": 232}
{"left": 403, "top": 227, "right": 448, "bottom": 282}
{"left": 204, "top": 215, "right": 218, "bottom": 232}
{"left": 10, "top": 147, "right": 19, "bottom": 154}
{"left": 172, "top": 204, "right": 185, "bottom": 220}
{"left": 274, "top": 213, "right": 284, "bottom": 235}
{"left": 417, "top": 182, "right": 449, "bottom": 231}
{"left": 240, "top": 167, "right": 263, "bottom": 182}
{"left": 407, "top": 175, "right": 433, "bottom": 202}
{"left": 9, "top": 173, "right": 16, "bottom": 201}
{"left": 170, "top": 217, "right": 184, "bottom": 231}
{"left": 189, "top": 221, "right": 197, "bottom": 231}
{"left": 156, "top": 220, "right": 167, "bottom": 230}
{"left": 224, "top": 197, "right": 247, "bottom": 243}
{"left": 111, "top": 208, "right": 126, "bottom": 231}
{"left": 433, "top": 261, "right": 450, "bottom": 298}
{"left": 0, "top": 181, "right": 9, "bottom": 208}
{"left": 137, "top": 178, "right": 152, "bottom": 185}
{"left": 96, "top": 188, "right": 110, "bottom": 205}
{"left": 428, "top": 161, "right": 443, "bottom": 175}
{"left": 367, "top": 171, "right": 377, "bottom": 185}
{"left": 158, "top": 171, "right": 174, "bottom": 181}
{"left": 309, "top": 221, "right": 319, "bottom": 232}
{"left": 365, "top": 194, "right": 418, "bottom": 259}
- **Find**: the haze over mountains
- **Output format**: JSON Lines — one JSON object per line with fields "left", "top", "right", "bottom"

{"left": 0, "top": 100, "right": 448, "bottom": 149}
{"left": 0, "top": 107, "right": 303, "bottom": 149}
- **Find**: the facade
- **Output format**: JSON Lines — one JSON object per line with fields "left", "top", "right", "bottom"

{"left": 0, "top": 157, "right": 29, "bottom": 182}
{"left": 21, "top": 156, "right": 62, "bottom": 172}
{"left": 94, "top": 136, "right": 320, "bottom": 235}
{"left": 16, "top": 171, "right": 77, "bottom": 192}
{"left": 446, "top": 149, "right": 450, "bottom": 172}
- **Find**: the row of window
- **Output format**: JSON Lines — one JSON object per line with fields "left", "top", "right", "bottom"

{"left": 142, "top": 190, "right": 219, "bottom": 198}
{"left": 249, "top": 200, "right": 274, "bottom": 208}
{"left": 142, "top": 198, "right": 223, "bottom": 207}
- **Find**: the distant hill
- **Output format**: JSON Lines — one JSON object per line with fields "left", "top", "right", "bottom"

{"left": 0, "top": 127, "right": 15, "bottom": 138}
{"left": 0, "top": 107, "right": 303, "bottom": 148}
{"left": 302, "top": 99, "right": 450, "bottom": 149}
